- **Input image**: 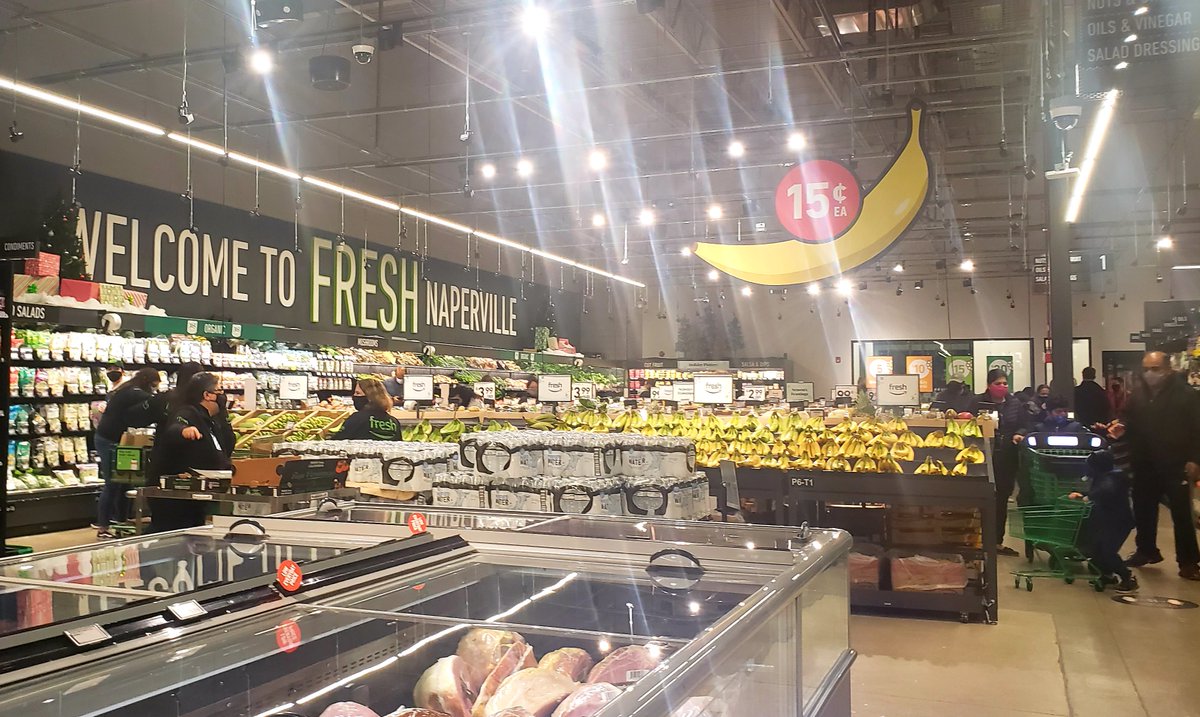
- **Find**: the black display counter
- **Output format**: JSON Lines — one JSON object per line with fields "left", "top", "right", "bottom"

{"left": 6, "top": 485, "right": 99, "bottom": 537}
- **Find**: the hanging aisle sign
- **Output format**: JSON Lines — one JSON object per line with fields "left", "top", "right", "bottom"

{"left": 1078, "top": 0, "right": 1200, "bottom": 94}
{"left": 0, "top": 153, "right": 586, "bottom": 351}
{"left": 693, "top": 100, "right": 931, "bottom": 286}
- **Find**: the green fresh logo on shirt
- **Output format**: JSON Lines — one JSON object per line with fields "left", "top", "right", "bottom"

{"left": 368, "top": 416, "right": 397, "bottom": 440}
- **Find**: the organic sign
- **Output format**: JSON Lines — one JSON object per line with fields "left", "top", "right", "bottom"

{"left": 905, "top": 355, "right": 933, "bottom": 393}
{"left": 694, "top": 100, "right": 931, "bottom": 286}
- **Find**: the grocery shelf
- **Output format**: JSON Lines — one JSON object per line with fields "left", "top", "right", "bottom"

{"left": 10, "top": 430, "right": 92, "bottom": 438}
{"left": 8, "top": 394, "right": 107, "bottom": 402}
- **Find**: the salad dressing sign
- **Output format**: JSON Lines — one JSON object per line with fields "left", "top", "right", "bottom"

{"left": 0, "top": 152, "right": 584, "bottom": 351}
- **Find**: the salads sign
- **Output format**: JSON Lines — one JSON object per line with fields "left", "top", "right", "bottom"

{"left": 0, "top": 152, "right": 583, "bottom": 350}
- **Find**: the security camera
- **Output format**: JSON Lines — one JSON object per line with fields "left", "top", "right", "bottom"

{"left": 177, "top": 99, "right": 195, "bottom": 126}
{"left": 8, "top": 121, "right": 22, "bottom": 143}
{"left": 1049, "top": 96, "right": 1081, "bottom": 131}
{"left": 352, "top": 43, "right": 375, "bottom": 65}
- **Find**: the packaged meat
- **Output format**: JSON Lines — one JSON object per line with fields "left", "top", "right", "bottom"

{"left": 538, "top": 648, "right": 594, "bottom": 682}
{"left": 848, "top": 543, "right": 884, "bottom": 590}
{"left": 586, "top": 645, "right": 662, "bottom": 685}
{"left": 457, "top": 629, "right": 530, "bottom": 693}
{"left": 387, "top": 710, "right": 451, "bottom": 717}
{"left": 888, "top": 550, "right": 967, "bottom": 593}
{"left": 483, "top": 668, "right": 577, "bottom": 717}
{"left": 488, "top": 710, "right": 533, "bottom": 717}
{"left": 319, "top": 703, "right": 382, "bottom": 717}
{"left": 414, "top": 656, "right": 475, "bottom": 717}
{"left": 551, "top": 682, "right": 621, "bottom": 717}
{"left": 472, "top": 642, "right": 536, "bottom": 717}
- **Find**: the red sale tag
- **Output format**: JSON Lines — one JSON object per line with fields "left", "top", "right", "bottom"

{"left": 774, "top": 160, "right": 862, "bottom": 242}
{"left": 407, "top": 512, "right": 428, "bottom": 535}
{"left": 275, "top": 619, "right": 302, "bottom": 653}
{"left": 276, "top": 560, "right": 303, "bottom": 593}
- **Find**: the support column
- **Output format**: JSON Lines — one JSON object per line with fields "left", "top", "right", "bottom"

{"left": 1046, "top": 170, "right": 1076, "bottom": 400}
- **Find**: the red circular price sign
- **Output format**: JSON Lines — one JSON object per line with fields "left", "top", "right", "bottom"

{"left": 276, "top": 560, "right": 303, "bottom": 593}
{"left": 774, "top": 160, "right": 862, "bottom": 242}
{"left": 407, "top": 512, "right": 428, "bottom": 535}
{"left": 275, "top": 619, "right": 302, "bottom": 653}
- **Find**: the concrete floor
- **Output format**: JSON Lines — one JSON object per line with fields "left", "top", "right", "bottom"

{"left": 13, "top": 512, "right": 1200, "bottom": 717}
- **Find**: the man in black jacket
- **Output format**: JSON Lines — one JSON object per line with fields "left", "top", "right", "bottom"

{"left": 1113, "top": 352, "right": 1200, "bottom": 580}
{"left": 1073, "top": 366, "right": 1111, "bottom": 429}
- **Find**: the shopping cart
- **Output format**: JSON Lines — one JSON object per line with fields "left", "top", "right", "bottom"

{"left": 1008, "top": 432, "right": 1107, "bottom": 592}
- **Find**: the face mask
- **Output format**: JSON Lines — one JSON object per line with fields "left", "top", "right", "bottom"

{"left": 988, "top": 384, "right": 1008, "bottom": 400}
{"left": 1050, "top": 414, "right": 1069, "bottom": 427}
{"left": 215, "top": 392, "right": 228, "bottom": 411}
{"left": 106, "top": 371, "right": 123, "bottom": 383}
{"left": 1144, "top": 369, "right": 1167, "bottom": 388}
{"left": 353, "top": 395, "right": 369, "bottom": 411}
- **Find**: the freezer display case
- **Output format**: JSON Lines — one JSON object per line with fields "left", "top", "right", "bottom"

{"left": 0, "top": 513, "right": 851, "bottom": 717}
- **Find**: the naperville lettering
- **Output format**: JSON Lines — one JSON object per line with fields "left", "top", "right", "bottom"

{"left": 424, "top": 282, "right": 518, "bottom": 337}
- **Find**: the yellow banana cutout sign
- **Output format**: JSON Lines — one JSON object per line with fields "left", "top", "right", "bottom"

{"left": 695, "top": 99, "right": 931, "bottom": 286}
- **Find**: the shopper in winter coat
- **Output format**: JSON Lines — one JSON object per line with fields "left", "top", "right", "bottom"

{"left": 1069, "top": 450, "right": 1138, "bottom": 593}
{"left": 145, "top": 362, "right": 204, "bottom": 529}
{"left": 333, "top": 378, "right": 402, "bottom": 441}
{"left": 94, "top": 367, "right": 162, "bottom": 539}
{"left": 1109, "top": 352, "right": 1200, "bottom": 580}
{"left": 1074, "top": 367, "right": 1112, "bottom": 429}
{"left": 1108, "top": 376, "right": 1130, "bottom": 418}
{"left": 151, "top": 372, "right": 234, "bottom": 532}
{"left": 933, "top": 381, "right": 972, "bottom": 413}
{"left": 1036, "top": 398, "right": 1086, "bottom": 433}
{"left": 972, "top": 368, "right": 1035, "bottom": 557}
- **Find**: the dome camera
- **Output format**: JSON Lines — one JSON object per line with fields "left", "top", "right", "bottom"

{"left": 1049, "top": 96, "right": 1081, "bottom": 131}
{"left": 352, "top": 43, "right": 375, "bottom": 65}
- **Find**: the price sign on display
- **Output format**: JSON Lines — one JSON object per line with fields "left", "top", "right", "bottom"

{"left": 741, "top": 385, "right": 767, "bottom": 402}
{"left": 572, "top": 382, "right": 596, "bottom": 400}
{"left": 650, "top": 384, "right": 675, "bottom": 401}
{"left": 278, "top": 375, "right": 308, "bottom": 400}
{"left": 408, "top": 512, "right": 428, "bottom": 534}
{"left": 786, "top": 382, "right": 815, "bottom": 403}
{"left": 404, "top": 375, "right": 435, "bottom": 401}
{"left": 693, "top": 376, "right": 734, "bottom": 404}
{"left": 832, "top": 384, "right": 856, "bottom": 402}
{"left": 775, "top": 159, "right": 863, "bottom": 242}
{"left": 474, "top": 381, "right": 496, "bottom": 400}
{"left": 673, "top": 382, "right": 695, "bottom": 402}
{"left": 538, "top": 376, "right": 572, "bottom": 402}
{"left": 276, "top": 560, "right": 303, "bottom": 593}
{"left": 275, "top": 619, "right": 303, "bottom": 653}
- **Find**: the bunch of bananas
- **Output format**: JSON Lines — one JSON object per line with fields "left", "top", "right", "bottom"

{"left": 525, "top": 414, "right": 565, "bottom": 431}
{"left": 955, "top": 446, "right": 986, "bottom": 464}
{"left": 947, "top": 419, "right": 984, "bottom": 438}
{"left": 914, "top": 456, "right": 951, "bottom": 476}
{"left": 891, "top": 442, "right": 915, "bottom": 462}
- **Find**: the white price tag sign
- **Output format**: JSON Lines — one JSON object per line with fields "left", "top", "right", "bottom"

{"left": 538, "top": 375, "right": 572, "bottom": 402}
{"left": 693, "top": 375, "right": 734, "bottom": 404}
{"left": 572, "top": 382, "right": 596, "bottom": 400}
{"left": 404, "top": 375, "right": 435, "bottom": 401}
{"left": 672, "top": 382, "right": 695, "bottom": 402}
{"left": 741, "top": 385, "right": 767, "bottom": 402}
{"left": 831, "top": 384, "right": 856, "bottom": 401}
{"left": 786, "top": 382, "right": 814, "bottom": 403}
{"left": 475, "top": 381, "right": 496, "bottom": 400}
{"left": 650, "top": 384, "right": 674, "bottom": 401}
{"left": 278, "top": 375, "right": 308, "bottom": 400}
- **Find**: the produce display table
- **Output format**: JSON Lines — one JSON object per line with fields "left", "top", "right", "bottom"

{"left": 707, "top": 468, "right": 997, "bottom": 623}
{"left": 132, "top": 487, "right": 359, "bottom": 534}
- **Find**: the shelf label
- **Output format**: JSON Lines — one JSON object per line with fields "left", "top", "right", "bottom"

{"left": 474, "top": 381, "right": 496, "bottom": 400}
{"left": 167, "top": 600, "right": 207, "bottom": 621}
{"left": 741, "top": 385, "right": 767, "bottom": 402}
{"left": 572, "top": 382, "right": 596, "bottom": 401}
{"left": 650, "top": 384, "right": 674, "bottom": 401}
{"left": 672, "top": 382, "right": 695, "bottom": 402}
{"left": 276, "top": 559, "right": 304, "bottom": 593}
{"left": 64, "top": 624, "right": 110, "bottom": 647}
{"left": 832, "top": 384, "right": 856, "bottom": 401}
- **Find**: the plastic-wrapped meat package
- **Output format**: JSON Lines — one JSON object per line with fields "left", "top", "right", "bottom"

{"left": 848, "top": 544, "right": 884, "bottom": 590}
{"left": 482, "top": 668, "right": 577, "bottom": 717}
{"left": 586, "top": 645, "right": 663, "bottom": 685}
{"left": 387, "top": 710, "right": 452, "bottom": 717}
{"left": 414, "top": 656, "right": 475, "bottom": 717}
{"left": 888, "top": 551, "right": 967, "bottom": 593}
{"left": 319, "top": 703, "right": 382, "bottom": 717}
{"left": 456, "top": 628, "right": 531, "bottom": 693}
{"left": 538, "top": 648, "right": 594, "bottom": 682}
{"left": 551, "top": 683, "right": 621, "bottom": 717}
{"left": 471, "top": 641, "right": 536, "bottom": 717}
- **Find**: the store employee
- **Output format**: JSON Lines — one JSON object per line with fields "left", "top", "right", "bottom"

{"left": 383, "top": 366, "right": 406, "bottom": 402}
{"left": 333, "top": 378, "right": 402, "bottom": 441}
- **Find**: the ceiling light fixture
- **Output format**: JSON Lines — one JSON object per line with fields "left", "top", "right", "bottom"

{"left": 588, "top": 149, "right": 607, "bottom": 172}
{"left": 1134, "top": 5, "right": 1148, "bottom": 15}
{"left": 835, "top": 278, "right": 852, "bottom": 296}
{"left": 728, "top": 140, "right": 745, "bottom": 159}
{"left": 0, "top": 74, "right": 644, "bottom": 288}
{"left": 913, "top": 280, "right": 924, "bottom": 290}
{"left": 480, "top": 163, "right": 497, "bottom": 179}
{"left": 254, "top": 0, "right": 305, "bottom": 28}
{"left": 741, "top": 286, "right": 752, "bottom": 297}
{"left": 248, "top": 47, "right": 275, "bottom": 75}
{"left": 516, "top": 158, "right": 533, "bottom": 178}
{"left": 892, "top": 262, "right": 904, "bottom": 273}
{"left": 961, "top": 259, "right": 975, "bottom": 271}
{"left": 1114, "top": 61, "right": 1129, "bottom": 70}
{"left": 167, "top": 132, "right": 226, "bottom": 156}
{"left": 680, "top": 246, "right": 692, "bottom": 257}
{"left": 1157, "top": 236, "right": 1174, "bottom": 249}
{"left": 708, "top": 269, "right": 720, "bottom": 281}
{"left": 591, "top": 212, "right": 605, "bottom": 228}
{"left": 521, "top": 5, "right": 550, "bottom": 37}
{"left": 1123, "top": 33, "right": 1138, "bottom": 42}
{"left": 707, "top": 204, "right": 723, "bottom": 220}
{"left": 787, "top": 132, "right": 806, "bottom": 151}
{"left": 1065, "top": 88, "right": 1120, "bottom": 223}
{"left": 806, "top": 283, "right": 820, "bottom": 296}
{"left": 638, "top": 208, "right": 655, "bottom": 226}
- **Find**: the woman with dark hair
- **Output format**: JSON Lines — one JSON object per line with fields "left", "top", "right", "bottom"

{"left": 332, "top": 378, "right": 401, "bottom": 441}
{"left": 448, "top": 382, "right": 480, "bottom": 409}
{"left": 932, "top": 381, "right": 971, "bottom": 413}
{"left": 972, "top": 368, "right": 1035, "bottom": 557}
{"left": 150, "top": 372, "right": 234, "bottom": 532}
{"left": 144, "top": 362, "right": 205, "bottom": 527}
{"left": 93, "top": 367, "right": 162, "bottom": 539}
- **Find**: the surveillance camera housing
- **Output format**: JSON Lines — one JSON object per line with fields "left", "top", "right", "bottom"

{"left": 352, "top": 43, "right": 375, "bottom": 64}
{"left": 1049, "top": 96, "right": 1082, "bottom": 131}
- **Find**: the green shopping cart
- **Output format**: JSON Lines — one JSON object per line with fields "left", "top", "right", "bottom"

{"left": 1008, "top": 432, "right": 1107, "bottom": 592}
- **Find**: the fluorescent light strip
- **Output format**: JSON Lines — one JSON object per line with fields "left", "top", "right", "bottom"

{"left": 0, "top": 76, "right": 165, "bottom": 137}
{"left": 1065, "top": 88, "right": 1120, "bottom": 223}
{"left": 0, "top": 73, "right": 644, "bottom": 288}
{"left": 167, "top": 132, "right": 228, "bottom": 156}
{"left": 1171, "top": 265, "right": 1200, "bottom": 270}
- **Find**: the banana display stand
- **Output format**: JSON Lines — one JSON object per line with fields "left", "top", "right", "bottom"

{"left": 706, "top": 416, "right": 998, "bottom": 624}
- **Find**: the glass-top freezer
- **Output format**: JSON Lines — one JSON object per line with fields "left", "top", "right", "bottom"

{"left": 0, "top": 526, "right": 849, "bottom": 717}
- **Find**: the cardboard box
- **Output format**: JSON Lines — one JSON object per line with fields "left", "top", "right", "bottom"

{"left": 120, "top": 432, "right": 155, "bottom": 448}
{"left": 124, "top": 289, "right": 148, "bottom": 308}
{"left": 59, "top": 278, "right": 99, "bottom": 303}
{"left": 13, "top": 274, "right": 60, "bottom": 297}
{"left": 23, "top": 252, "right": 59, "bottom": 277}
{"left": 232, "top": 456, "right": 298, "bottom": 488}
